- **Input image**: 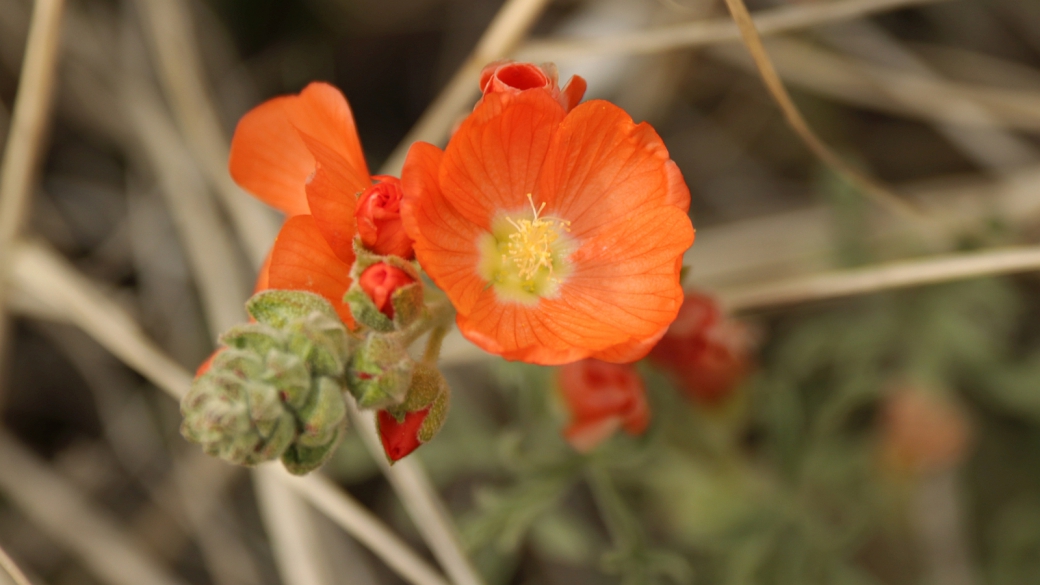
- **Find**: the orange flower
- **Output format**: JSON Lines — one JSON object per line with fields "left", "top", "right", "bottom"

{"left": 356, "top": 176, "right": 415, "bottom": 259}
{"left": 649, "top": 292, "right": 751, "bottom": 406}
{"left": 359, "top": 263, "right": 415, "bottom": 319}
{"left": 559, "top": 360, "right": 650, "bottom": 452}
{"left": 229, "top": 82, "right": 375, "bottom": 326}
{"left": 401, "top": 82, "right": 694, "bottom": 365}
{"left": 479, "top": 60, "right": 586, "bottom": 112}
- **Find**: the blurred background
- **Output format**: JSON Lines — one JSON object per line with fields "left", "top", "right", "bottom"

{"left": 2, "top": 0, "right": 1040, "bottom": 583}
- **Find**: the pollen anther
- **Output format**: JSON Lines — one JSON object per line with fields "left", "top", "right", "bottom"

{"left": 501, "top": 194, "right": 570, "bottom": 283}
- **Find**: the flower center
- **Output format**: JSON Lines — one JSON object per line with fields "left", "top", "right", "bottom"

{"left": 478, "top": 195, "right": 574, "bottom": 304}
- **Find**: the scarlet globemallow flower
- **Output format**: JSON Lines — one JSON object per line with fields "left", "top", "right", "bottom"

{"left": 559, "top": 360, "right": 650, "bottom": 452}
{"left": 228, "top": 82, "right": 411, "bottom": 326}
{"left": 479, "top": 60, "right": 586, "bottom": 112}
{"left": 402, "top": 73, "right": 694, "bottom": 365}
{"left": 649, "top": 292, "right": 751, "bottom": 405}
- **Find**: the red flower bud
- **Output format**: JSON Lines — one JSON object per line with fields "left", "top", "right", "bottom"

{"left": 478, "top": 60, "right": 587, "bottom": 112}
{"left": 650, "top": 292, "right": 752, "bottom": 406}
{"left": 359, "top": 263, "right": 415, "bottom": 319}
{"left": 195, "top": 349, "right": 221, "bottom": 377}
{"left": 355, "top": 176, "right": 415, "bottom": 259}
{"left": 378, "top": 408, "right": 430, "bottom": 462}
{"left": 559, "top": 360, "right": 649, "bottom": 453}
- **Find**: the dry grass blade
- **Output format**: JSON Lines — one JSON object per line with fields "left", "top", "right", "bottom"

{"left": 10, "top": 240, "right": 193, "bottom": 399}
{"left": 517, "top": 0, "right": 950, "bottom": 61}
{"left": 380, "top": 0, "right": 552, "bottom": 176}
{"left": 721, "top": 0, "right": 925, "bottom": 225}
{"left": 123, "top": 80, "right": 249, "bottom": 333}
{"left": 254, "top": 469, "right": 332, "bottom": 585}
{"left": 0, "top": 431, "right": 189, "bottom": 585}
{"left": 0, "top": 542, "right": 34, "bottom": 585}
{"left": 279, "top": 470, "right": 453, "bottom": 585}
{"left": 722, "top": 245, "right": 1040, "bottom": 312}
{"left": 6, "top": 240, "right": 454, "bottom": 585}
{"left": 132, "top": 0, "right": 279, "bottom": 267}
{"left": 708, "top": 38, "right": 1040, "bottom": 133}
{"left": 0, "top": 0, "right": 65, "bottom": 356}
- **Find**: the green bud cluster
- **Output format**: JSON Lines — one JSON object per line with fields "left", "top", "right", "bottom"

{"left": 180, "top": 291, "right": 354, "bottom": 475}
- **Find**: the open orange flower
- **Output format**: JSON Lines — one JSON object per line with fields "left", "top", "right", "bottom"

{"left": 229, "top": 82, "right": 387, "bottom": 326}
{"left": 401, "top": 83, "right": 694, "bottom": 365}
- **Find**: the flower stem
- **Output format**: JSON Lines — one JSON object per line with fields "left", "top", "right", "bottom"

{"left": 403, "top": 299, "right": 455, "bottom": 346}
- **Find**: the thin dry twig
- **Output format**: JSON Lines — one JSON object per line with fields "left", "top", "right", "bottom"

{"left": 721, "top": 0, "right": 925, "bottom": 224}
{"left": 517, "top": 0, "right": 950, "bottom": 61}
{"left": 722, "top": 244, "right": 1040, "bottom": 312}
{"left": 0, "top": 430, "right": 189, "bottom": 585}
{"left": 707, "top": 38, "right": 1040, "bottom": 134}
{"left": 254, "top": 469, "right": 333, "bottom": 585}
{"left": 381, "top": 0, "right": 553, "bottom": 176}
{"left": 6, "top": 240, "right": 454, "bottom": 585}
{"left": 132, "top": 0, "right": 279, "bottom": 267}
{"left": 0, "top": 0, "right": 65, "bottom": 361}
{"left": 0, "top": 542, "right": 34, "bottom": 585}
{"left": 277, "top": 469, "right": 453, "bottom": 585}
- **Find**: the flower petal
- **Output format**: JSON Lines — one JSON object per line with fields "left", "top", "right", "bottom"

{"left": 229, "top": 82, "right": 369, "bottom": 216}
{"left": 402, "top": 142, "right": 486, "bottom": 315}
{"left": 440, "top": 90, "right": 566, "bottom": 228}
{"left": 544, "top": 205, "right": 694, "bottom": 346}
{"left": 229, "top": 95, "right": 312, "bottom": 216}
{"left": 268, "top": 215, "right": 355, "bottom": 328}
{"left": 538, "top": 99, "right": 686, "bottom": 239}
{"left": 301, "top": 134, "right": 361, "bottom": 264}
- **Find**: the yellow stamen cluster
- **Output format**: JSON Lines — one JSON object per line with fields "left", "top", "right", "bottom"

{"left": 503, "top": 195, "right": 570, "bottom": 282}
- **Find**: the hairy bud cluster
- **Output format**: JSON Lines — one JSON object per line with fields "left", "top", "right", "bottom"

{"left": 180, "top": 291, "right": 353, "bottom": 475}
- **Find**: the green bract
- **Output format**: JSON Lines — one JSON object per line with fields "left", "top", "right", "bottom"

{"left": 180, "top": 291, "right": 353, "bottom": 475}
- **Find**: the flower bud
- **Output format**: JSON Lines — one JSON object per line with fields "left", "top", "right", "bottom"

{"left": 356, "top": 176, "right": 414, "bottom": 259}
{"left": 558, "top": 360, "right": 649, "bottom": 453}
{"left": 346, "top": 251, "right": 424, "bottom": 332}
{"left": 347, "top": 334, "right": 414, "bottom": 409}
{"left": 478, "top": 60, "right": 587, "bottom": 112}
{"left": 377, "top": 363, "right": 451, "bottom": 462}
{"left": 180, "top": 291, "right": 352, "bottom": 475}
{"left": 360, "top": 263, "right": 414, "bottom": 319}
{"left": 649, "top": 292, "right": 752, "bottom": 406}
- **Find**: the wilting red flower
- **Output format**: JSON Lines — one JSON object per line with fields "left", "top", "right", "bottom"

{"left": 559, "top": 360, "right": 650, "bottom": 452}
{"left": 378, "top": 408, "right": 431, "bottom": 462}
{"left": 229, "top": 82, "right": 378, "bottom": 327}
{"left": 649, "top": 292, "right": 751, "bottom": 406}
{"left": 356, "top": 176, "right": 415, "bottom": 259}
{"left": 880, "top": 385, "right": 971, "bottom": 475}
{"left": 479, "top": 60, "right": 586, "bottom": 112}
{"left": 359, "top": 263, "right": 415, "bottom": 319}
{"left": 402, "top": 67, "right": 693, "bottom": 365}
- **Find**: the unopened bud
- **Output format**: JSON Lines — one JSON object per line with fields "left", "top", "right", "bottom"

{"left": 355, "top": 177, "right": 415, "bottom": 259}
{"left": 377, "top": 363, "right": 450, "bottom": 462}
{"left": 346, "top": 248, "right": 424, "bottom": 332}
{"left": 180, "top": 291, "right": 353, "bottom": 475}
{"left": 348, "top": 334, "right": 414, "bottom": 409}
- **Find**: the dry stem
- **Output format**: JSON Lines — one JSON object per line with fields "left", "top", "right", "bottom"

{"left": 517, "top": 0, "right": 950, "bottom": 61}
{"left": 721, "top": 0, "right": 925, "bottom": 225}
{"left": 0, "top": 0, "right": 65, "bottom": 369}
{"left": 0, "top": 542, "right": 34, "bottom": 585}
{"left": 722, "top": 245, "right": 1040, "bottom": 312}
